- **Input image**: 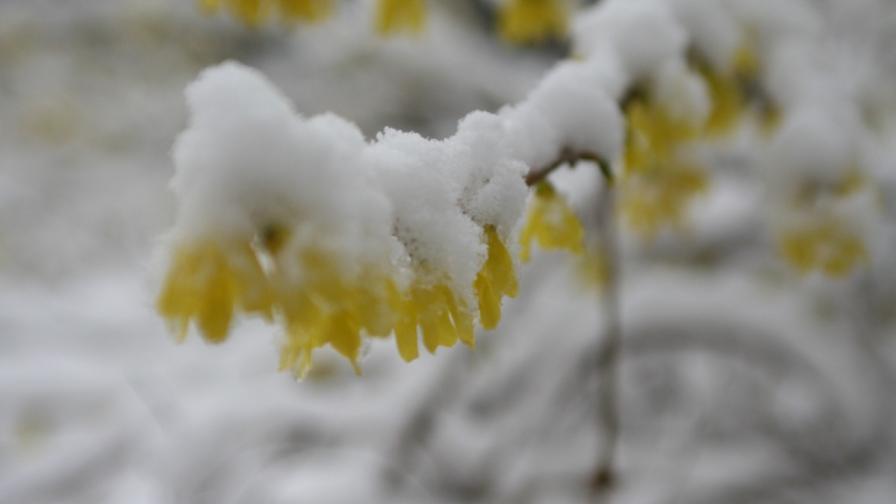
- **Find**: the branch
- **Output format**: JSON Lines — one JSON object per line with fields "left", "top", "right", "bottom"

{"left": 525, "top": 149, "right": 612, "bottom": 187}
{"left": 590, "top": 161, "right": 623, "bottom": 495}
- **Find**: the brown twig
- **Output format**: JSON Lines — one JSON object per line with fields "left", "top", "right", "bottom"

{"left": 525, "top": 149, "right": 611, "bottom": 187}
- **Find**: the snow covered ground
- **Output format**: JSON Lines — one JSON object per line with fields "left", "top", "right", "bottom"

{"left": 1, "top": 1, "right": 895, "bottom": 503}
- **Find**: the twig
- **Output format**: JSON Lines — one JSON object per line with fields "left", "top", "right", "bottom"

{"left": 525, "top": 149, "right": 611, "bottom": 187}
{"left": 591, "top": 159, "right": 622, "bottom": 496}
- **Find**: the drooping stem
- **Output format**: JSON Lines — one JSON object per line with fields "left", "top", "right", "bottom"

{"left": 526, "top": 151, "right": 623, "bottom": 491}
{"left": 525, "top": 148, "right": 611, "bottom": 187}
{"left": 591, "top": 160, "right": 622, "bottom": 493}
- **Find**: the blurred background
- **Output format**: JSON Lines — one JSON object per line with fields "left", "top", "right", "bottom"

{"left": 1, "top": 0, "right": 895, "bottom": 503}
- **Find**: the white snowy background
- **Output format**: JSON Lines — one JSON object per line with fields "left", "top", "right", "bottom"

{"left": 1, "top": 0, "right": 895, "bottom": 503}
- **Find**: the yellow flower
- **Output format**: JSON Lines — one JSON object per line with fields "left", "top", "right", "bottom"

{"left": 158, "top": 220, "right": 523, "bottom": 375}
{"left": 775, "top": 168, "right": 869, "bottom": 278}
{"left": 498, "top": 0, "right": 568, "bottom": 44}
{"left": 624, "top": 100, "right": 699, "bottom": 171}
{"left": 700, "top": 70, "right": 745, "bottom": 136}
{"left": 475, "top": 226, "right": 519, "bottom": 330}
{"left": 620, "top": 161, "right": 707, "bottom": 236}
{"left": 620, "top": 98, "right": 708, "bottom": 237}
{"left": 693, "top": 41, "right": 759, "bottom": 137}
{"left": 575, "top": 247, "right": 608, "bottom": 289}
{"left": 777, "top": 219, "right": 867, "bottom": 277}
{"left": 375, "top": 0, "right": 426, "bottom": 36}
{"left": 277, "top": 0, "right": 333, "bottom": 23}
{"left": 391, "top": 282, "right": 474, "bottom": 361}
{"left": 519, "top": 181, "right": 584, "bottom": 261}
{"left": 197, "top": 0, "right": 334, "bottom": 26}
{"left": 156, "top": 239, "right": 275, "bottom": 343}
{"left": 275, "top": 248, "right": 399, "bottom": 377}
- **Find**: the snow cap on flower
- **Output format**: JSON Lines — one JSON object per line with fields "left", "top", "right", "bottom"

{"left": 364, "top": 129, "right": 486, "bottom": 303}
{"left": 171, "top": 61, "right": 392, "bottom": 267}
{"left": 451, "top": 111, "right": 529, "bottom": 239}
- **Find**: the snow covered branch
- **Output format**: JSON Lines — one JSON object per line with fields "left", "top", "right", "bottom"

{"left": 155, "top": 0, "right": 890, "bottom": 376}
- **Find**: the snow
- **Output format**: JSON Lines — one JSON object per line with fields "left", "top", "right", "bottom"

{"left": 572, "top": 0, "right": 687, "bottom": 83}
{"left": 525, "top": 60, "right": 624, "bottom": 161}
{"left": 366, "top": 128, "right": 486, "bottom": 296}
{"left": 670, "top": 0, "right": 741, "bottom": 72}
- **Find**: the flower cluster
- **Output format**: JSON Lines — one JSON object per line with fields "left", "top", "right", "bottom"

{"left": 156, "top": 63, "right": 541, "bottom": 376}
{"left": 197, "top": 0, "right": 574, "bottom": 42}
{"left": 767, "top": 110, "right": 873, "bottom": 278}
{"left": 197, "top": 0, "right": 426, "bottom": 34}
{"left": 777, "top": 216, "right": 867, "bottom": 277}
{"left": 619, "top": 92, "right": 708, "bottom": 237}
{"left": 374, "top": 0, "right": 426, "bottom": 35}
{"left": 199, "top": 0, "right": 334, "bottom": 26}
{"left": 616, "top": 38, "right": 765, "bottom": 237}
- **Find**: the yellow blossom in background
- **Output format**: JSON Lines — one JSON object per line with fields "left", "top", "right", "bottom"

{"left": 620, "top": 164, "right": 708, "bottom": 236}
{"left": 777, "top": 219, "right": 867, "bottom": 277}
{"left": 833, "top": 168, "right": 866, "bottom": 198}
{"left": 197, "top": 0, "right": 334, "bottom": 26}
{"left": 691, "top": 42, "right": 758, "bottom": 137}
{"left": 624, "top": 99, "right": 699, "bottom": 170}
{"left": 620, "top": 98, "right": 708, "bottom": 237}
{"left": 519, "top": 181, "right": 585, "bottom": 261}
{"left": 278, "top": 0, "right": 334, "bottom": 23}
{"left": 700, "top": 69, "right": 744, "bottom": 136}
{"left": 775, "top": 169, "right": 869, "bottom": 278}
{"left": 498, "top": 0, "right": 568, "bottom": 44}
{"left": 575, "top": 248, "right": 608, "bottom": 290}
{"left": 375, "top": 0, "right": 426, "bottom": 36}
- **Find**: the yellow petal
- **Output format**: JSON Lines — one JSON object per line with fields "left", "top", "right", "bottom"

{"left": 475, "top": 272, "right": 501, "bottom": 330}
{"left": 394, "top": 313, "right": 419, "bottom": 362}
{"left": 197, "top": 257, "right": 235, "bottom": 343}
{"left": 327, "top": 312, "right": 363, "bottom": 373}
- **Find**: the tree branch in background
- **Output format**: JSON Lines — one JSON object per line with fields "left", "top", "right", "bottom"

{"left": 591, "top": 159, "right": 622, "bottom": 495}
